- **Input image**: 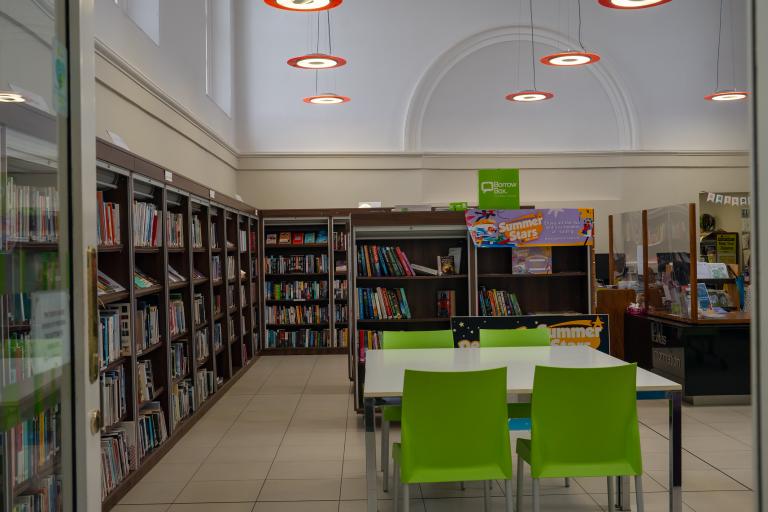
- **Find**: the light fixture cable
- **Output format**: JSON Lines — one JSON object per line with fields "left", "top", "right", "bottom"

{"left": 716, "top": 0, "right": 723, "bottom": 91}
{"left": 577, "top": 0, "right": 586, "bottom": 51}
{"left": 529, "top": 0, "right": 536, "bottom": 91}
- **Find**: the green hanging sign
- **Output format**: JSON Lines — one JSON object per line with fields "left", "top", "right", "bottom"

{"left": 478, "top": 169, "right": 520, "bottom": 210}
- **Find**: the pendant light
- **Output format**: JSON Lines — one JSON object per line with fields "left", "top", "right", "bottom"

{"left": 598, "top": 0, "right": 671, "bottom": 9}
{"left": 298, "top": 11, "right": 350, "bottom": 104}
{"left": 507, "top": 0, "right": 553, "bottom": 103}
{"left": 706, "top": 0, "right": 749, "bottom": 102}
{"left": 264, "top": 0, "right": 342, "bottom": 12}
{"left": 0, "top": 91, "right": 25, "bottom": 103}
{"left": 541, "top": 0, "right": 601, "bottom": 67}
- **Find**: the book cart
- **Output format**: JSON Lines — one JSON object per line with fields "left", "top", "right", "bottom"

{"left": 609, "top": 203, "right": 751, "bottom": 403}
{"left": 96, "top": 139, "right": 260, "bottom": 509}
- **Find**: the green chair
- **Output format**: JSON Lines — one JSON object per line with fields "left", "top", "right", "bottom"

{"left": 392, "top": 368, "right": 514, "bottom": 512}
{"left": 516, "top": 364, "right": 644, "bottom": 512}
{"left": 380, "top": 330, "right": 454, "bottom": 492}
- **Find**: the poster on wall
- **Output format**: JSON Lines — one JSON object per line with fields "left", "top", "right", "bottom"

{"left": 478, "top": 169, "right": 520, "bottom": 210}
{"left": 465, "top": 208, "right": 595, "bottom": 248}
{"left": 451, "top": 314, "right": 610, "bottom": 353}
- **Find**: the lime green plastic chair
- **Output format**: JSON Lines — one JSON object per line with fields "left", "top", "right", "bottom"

{"left": 392, "top": 368, "right": 514, "bottom": 512}
{"left": 380, "top": 330, "right": 454, "bottom": 492}
{"left": 516, "top": 364, "right": 644, "bottom": 512}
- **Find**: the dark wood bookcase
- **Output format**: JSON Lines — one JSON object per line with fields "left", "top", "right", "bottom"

{"left": 96, "top": 139, "right": 259, "bottom": 510}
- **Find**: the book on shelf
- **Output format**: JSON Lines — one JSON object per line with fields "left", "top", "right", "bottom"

{"left": 278, "top": 232, "right": 291, "bottom": 245}
{"left": 448, "top": 247, "right": 462, "bottom": 274}
{"left": 9, "top": 292, "right": 31, "bottom": 324}
{"left": 357, "top": 330, "right": 383, "bottom": 363}
{"left": 437, "top": 290, "right": 456, "bottom": 318}
{"left": 266, "top": 328, "right": 330, "bottom": 349}
{"left": 133, "top": 268, "right": 158, "bottom": 289}
{"left": 437, "top": 255, "right": 456, "bottom": 276}
{"left": 137, "top": 402, "right": 168, "bottom": 460}
{"left": 227, "top": 284, "right": 235, "bottom": 306}
{"left": 101, "top": 422, "right": 136, "bottom": 499}
{"left": 192, "top": 215, "right": 204, "bottom": 249}
{"left": 316, "top": 230, "right": 328, "bottom": 243}
{"left": 7, "top": 177, "right": 59, "bottom": 243}
{"left": 265, "top": 280, "right": 328, "bottom": 301}
{"left": 212, "top": 255, "right": 222, "bottom": 281}
{"left": 335, "top": 259, "right": 348, "bottom": 273}
{"left": 195, "top": 328, "right": 210, "bottom": 362}
{"left": 266, "top": 233, "right": 278, "bottom": 245}
{"left": 228, "top": 316, "right": 235, "bottom": 339}
{"left": 265, "top": 304, "right": 329, "bottom": 325}
{"left": 292, "top": 232, "right": 304, "bottom": 245}
{"left": 239, "top": 229, "right": 248, "bottom": 251}
{"left": 136, "top": 301, "right": 160, "bottom": 351}
{"left": 250, "top": 231, "right": 257, "bottom": 252}
{"left": 9, "top": 404, "right": 61, "bottom": 486}
{"left": 333, "top": 231, "right": 348, "bottom": 251}
{"left": 2, "top": 332, "right": 32, "bottom": 386}
{"left": 357, "top": 287, "right": 412, "bottom": 320}
{"left": 133, "top": 201, "right": 160, "bottom": 247}
{"left": 171, "top": 342, "right": 189, "bottom": 380}
{"left": 265, "top": 254, "right": 329, "bottom": 274}
{"left": 357, "top": 245, "right": 415, "bottom": 277}
{"left": 196, "top": 369, "right": 215, "bottom": 404}
{"left": 411, "top": 263, "right": 438, "bottom": 276}
{"left": 214, "top": 295, "right": 222, "bottom": 315}
{"left": 14, "top": 475, "right": 60, "bottom": 510}
{"left": 166, "top": 212, "right": 185, "bottom": 248}
{"left": 213, "top": 322, "right": 223, "bottom": 351}
{"left": 511, "top": 247, "right": 552, "bottom": 275}
{"left": 193, "top": 293, "right": 206, "bottom": 324}
{"left": 479, "top": 287, "right": 523, "bottom": 316}
{"left": 99, "top": 303, "right": 131, "bottom": 368}
{"left": 168, "top": 265, "right": 187, "bottom": 284}
{"left": 334, "top": 327, "right": 349, "bottom": 348}
{"left": 226, "top": 240, "right": 235, "bottom": 250}
{"left": 334, "top": 303, "right": 348, "bottom": 323}
{"left": 226, "top": 255, "right": 236, "bottom": 280}
{"left": 192, "top": 268, "right": 206, "bottom": 281}
{"left": 98, "top": 270, "right": 126, "bottom": 296}
{"left": 97, "top": 191, "right": 121, "bottom": 246}
{"left": 100, "top": 364, "right": 127, "bottom": 427}
{"left": 171, "top": 379, "right": 196, "bottom": 425}
{"left": 334, "top": 279, "right": 348, "bottom": 300}
{"left": 210, "top": 221, "right": 219, "bottom": 248}
{"left": 169, "top": 293, "right": 187, "bottom": 336}
{"left": 137, "top": 360, "right": 156, "bottom": 403}
{"left": 303, "top": 232, "right": 316, "bottom": 244}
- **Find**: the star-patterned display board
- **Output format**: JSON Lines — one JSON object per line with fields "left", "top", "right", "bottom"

{"left": 451, "top": 314, "right": 610, "bottom": 353}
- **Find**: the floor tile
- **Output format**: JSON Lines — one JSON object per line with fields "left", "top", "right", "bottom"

{"left": 267, "top": 460, "right": 343, "bottom": 480}
{"left": 574, "top": 474, "right": 664, "bottom": 494}
{"left": 206, "top": 444, "right": 280, "bottom": 463}
{"left": 274, "top": 443, "right": 345, "bottom": 462}
{"left": 340, "top": 499, "right": 427, "bottom": 512}
{"left": 258, "top": 478, "right": 341, "bottom": 501}
{"left": 695, "top": 450, "right": 755, "bottom": 470}
{"left": 646, "top": 469, "right": 750, "bottom": 492}
{"left": 192, "top": 461, "right": 272, "bottom": 481}
{"left": 253, "top": 502, "right": 340, "bottom": 512}
{"left": 144, "top": 462, "right": 203, "bottom": 483}
{"left": 120, "top": 481, "right": 187, "bottom": 505}
{"left": 682, "top": 490, "right": 756, "bottom": 511}
{"left": 112, "top": 506, "right": 171, "bottom": 512}
{"left": 591, "top": 492, "right": 695, "bottom": 512}
{"left": 167, "top": 503, "right": 255, "bottom": 512}
{"left": 175, "top": 480, "right": 264, "bottom": 503}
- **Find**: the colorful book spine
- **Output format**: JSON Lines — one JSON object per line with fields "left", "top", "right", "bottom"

{"left": 264, "top": 280, "right": 328, "bottom": 300}
{"left": 357, "top": 245, "right": 414, "bottom": 276}
{"left": 357, "top": 288, "right": 411, "bottom": 320}
{"left": 265, "top": 305, "right": 329, "bottom": 325}
{"left": 265, "top": 254, "right": 329, "bottom": 274}
{"left": 133, "top": 201, "right": 160, "bottom": 247}
{"left": 97, "top": 191, "right": 121, "bottom": 246}
{"left": 166, "top": 212, "right": 185, "bottom": 248}
{"left": 265, "top": 329, "right": 330, "bottom": 349}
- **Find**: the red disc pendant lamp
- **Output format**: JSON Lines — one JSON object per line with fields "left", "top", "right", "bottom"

{"left": 303, "top": 93, "right": 350, "bottom": 104}
{"left": 598, "top": 0, "right": 672, "bottom": 9}
{"left": 706, "top": 0, "right": 749, "bottom": 102}
{"left": 541, "top": 1, "right": 601, "bottom": 67}
{"left": 264, "top": 0, "right": 342, "bottom": 12}
{"left": 506, "top": 0, "right": 553, "bottom": 103}
{"left": 288, "top": 53, "right": 346, "bottom": 69}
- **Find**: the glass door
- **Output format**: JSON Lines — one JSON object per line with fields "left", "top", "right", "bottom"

{"left": 0, "top": 1, "right": 76, "bottom": 511}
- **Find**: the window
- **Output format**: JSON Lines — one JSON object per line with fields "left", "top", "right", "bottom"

{"left": 205, "top": 0, "right": 233, "bottom": 116}
{"left": 119, "top": 0, "right": 160, "bottom": 45}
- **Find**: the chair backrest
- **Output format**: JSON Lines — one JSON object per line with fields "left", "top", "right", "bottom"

{"left": 382, "top": 330, "right": 454, "bottom": 350}
{"left": 479, "top": 328, "right": 551, "bottom": 347}
{"left": 400, "top": 368, "right": 512, "bottom": 483}
{"left": 529, "top": 364, "right": 642, "bottom": 477}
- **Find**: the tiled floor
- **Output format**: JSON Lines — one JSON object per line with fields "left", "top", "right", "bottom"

{"left": 115, "top": 355, "right": 755, "bottom": 512}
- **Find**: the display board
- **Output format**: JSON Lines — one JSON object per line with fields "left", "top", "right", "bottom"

{"left": 451, "top": 314, "right": 610, "bottom": 353}
{"left": 465, "top": 208, "right": 595, "bottom": 247}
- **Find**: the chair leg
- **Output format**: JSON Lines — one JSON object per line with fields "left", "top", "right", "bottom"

{"left": 381, "top": 419, "right": 390, "bottom": 492}
{"left": 505, "top": 479, "right": 514, "bottom": 512}
{"left": 483, "top": 480, "right": 490, "bottom": 512}
{"left": 635, "top": 474, "right": 645, "bottom": 512}
{"left": 607, "top": 476, "right": 615, "bottom": 511}
{"left": 532, "top": 478, "right": 540, "bottom": 512}
{"left": 402, "top": 483, "right": 410, "bottom": 512}
{"left": 516, "top": 458, "right": 524, "bottom": 512}
{"left": 564, "top": 477, "right": 570, "bottom": 488}
{"left": 392, "top": 458, "right": 399, "bottom": 512}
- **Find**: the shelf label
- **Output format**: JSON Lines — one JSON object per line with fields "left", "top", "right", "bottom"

{"left": 164, "top": 170, "right": 173, "bottom": 182}
{"left": 209, "top": 189, "right": 216, "bottom": 199}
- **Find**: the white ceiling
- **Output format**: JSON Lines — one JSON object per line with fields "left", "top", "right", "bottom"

{"left": 233, "top": 0, "right": 749, "bottom": 154}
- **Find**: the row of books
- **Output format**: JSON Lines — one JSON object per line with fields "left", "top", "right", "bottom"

{"left": 168, "top": 265, "right": 186, "bottom": 284}
{"left": 97, "top": 191, "right": 121, "bottom": 246}
{"left": 357, "top": 287, "right": 412, "bottom": 320}
{"left": 193, "top": 293, "right": 206, "bottom": 325}
{"left": 333, "top": 231, "right": 348, "bottom": 251}
{"left": 335, "top": 258, "right": 348, "bottom": 273}
{"left": 167, "top": 212, "right": 184, "bottom": 248}
{"left": 101, "top": 423, "right": 135, "bottom": 499}
{"left": 265, "top": 280, "right": 328, "bottom": 301}
{"left": 357, "top": 245, "right": 414, "bottom": 277}
{"left": 213, "top": 294, "right": 222, "bottom": 315}
{"left": 240, "top": 283, "right": 247, "bottom": 305}
{"left": 357, "top": 330, "right": 383, "bottom": 362}
{"left": 13, "top": 475, "right": 60, "bottom": 511}
{"left": 197, "top": 369, "right": 215, "bottom": 403}
{"left": 8, "top": 292, "right": 31, "bottom": 324}
{"left": 192, "top": 215, "right": 204, "bottom": 248}
{"left": 212, "top": 255, "right": 222, "bottom": 281}
{"left": 6, "top": 178, "right": 59, "bottom": 243}
{"left": 227, "top": 255, "right": 236, "bottom": 280}
{"left": 99, "top": 304, "right": 130, "bottom": 368}
{"left": 265, "top": 254, "right": 329, "bottom": 275}
{"left": 335, "top": 327, "right": 350, "bottom": 348}
{"left": 239, "top": 229, "right": 248, "bottom": 252}
{"left": 265, "top": 305, "right": 329, "bottom": 325}
{"left": 478, "top": 287, "right": 523, "bottom": 316}
{"left": 2, "top": 333, "right": 32, "bottom": 386}
{"left": 334, "top": 279, "right": 348, "bottom": 300}
{"left": 137, "top": 360, "right": 156, "bottom": 404}
{"left": 227, "top": 284, "right": 235, "bottom": 306}
{"left": 9, "top": 404, "right": 60, "bottom": 485}
{"left": 210, "top": 221, "right": 219, "bottom": 249}
{"left": 266, "top": 230, "right": 328, "bottom": 245}
{"left": 334, "top": 304, "right": 348, "bottom": 323}
{"left": 195, "top": 328, "right": 210, "bottom": 362}
{"left": 101, "top": 365, "right": 128, "bottom": 427}
{"left": 266, "top": 328, "right": 331, "bottom": 349}
{"left": 192, "top": 268, "right": 206, "bottom": 281}
{"left": 171, "top": 342, "right": 189, "bottom": 380}
{"left": 133, "top": 201, "right": 160, "bottom": 247}
{"left": 168, "top": 294, "right": 186, "bottom": 336}
{"left": 98, "top": 271, "right": 126, "bottom": 296}
{"left": 213, "top": 322, "right": 223, "bottom": 351}
{"left": 136, "top": 302, "right": 160, "bottom": 351}
{"left": 170, "top": 379, "right": 195, "bottom": 426}
{"left": 134, "top": 269, "right": 158, "bottom": 289}
{"left": 137, "top": 402, "right": 168, "bottom": 461}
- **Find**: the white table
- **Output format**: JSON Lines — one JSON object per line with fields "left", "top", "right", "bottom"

{"left": 363, "top": 346, "right": 683, "bottom": 512}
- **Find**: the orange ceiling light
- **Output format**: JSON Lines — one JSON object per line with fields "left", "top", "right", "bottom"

{"left": 303, "top": 93, "right": 350, "bottom": 105}
{"left": 0, "top": 91, "right": 25, "bottom": 103}
{"left": 705, "top": 90, "right": 749, "bottom": 102}
{"left": 541, "top": 50, "right": 600, "bottom": 67}
{"left": 706, "top": 0, "right": 749, "bottom": 102}
{"left": 598, "top": 0, "right": 672, "bottom": 8}
{"left": 505, "top": 91, "right": 554, "bottom": 103}
{"left": 288, "top": 53, "right": 346, "bottom": 69}
{"left": 265, "top": 0, "right": 342, "bottom": 11}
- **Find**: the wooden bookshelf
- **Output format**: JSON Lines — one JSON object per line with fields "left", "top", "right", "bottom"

{"left": 95, "top": 139, "right": 259, "bottom": 510}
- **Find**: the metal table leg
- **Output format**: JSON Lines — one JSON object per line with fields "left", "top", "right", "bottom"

{"left": 669, "top": 391, "right": 682, "bottom": 512}
{"left": 365, "top": 397, "right": 378, "bottom": 512}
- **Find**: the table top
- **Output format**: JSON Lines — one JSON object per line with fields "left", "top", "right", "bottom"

{"left": 363, "top": 346, "right": 681, "bottom": 398}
